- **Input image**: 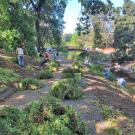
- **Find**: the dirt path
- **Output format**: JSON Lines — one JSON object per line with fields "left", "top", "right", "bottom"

{"left": 0, "top": 55, "right": 71, "bottom": 108}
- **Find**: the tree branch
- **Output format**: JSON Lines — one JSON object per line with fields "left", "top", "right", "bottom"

{"left": 30, "top": 0, "right": 38, "bottom": 11}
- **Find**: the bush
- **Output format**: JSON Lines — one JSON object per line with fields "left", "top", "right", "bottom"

{"left": 72, "top": 61, "right": 83, "bottom": 73}
{"left": 89, "top": 64, "right": 104, "bottom": 76}
{"left": 104, "top": 128, "right": 122, "bottom": 135}
{"left": 47, "top": 60, "right": 60, "bottom": 72}
{"left": 50, "top": 79, "right": 83, "bottom": 99}
{"left": 62, "top": 66, "right": 82, "bottom": 79}
{"left": 20, "top": 77, "right": 41, "bottom": 90}
{"left": 0, "top": 67, "right": 20, "bottom": 86}
{"left": 102, "top": 105, "right": 121, "bottom": 119}
{"left": 62, "top": 67, "right": 74, "bottom": 78}
{"left": 25, "top": 65, "right": 34, "bottom": 71}
{"left": 38, "top": 69, "right": 53, "bottom": 79}
{"left": 0, "top": 96, "right": 90, "bottom": 135}
{"left": 0, "top": 107, "right": 27, "bottom": 135}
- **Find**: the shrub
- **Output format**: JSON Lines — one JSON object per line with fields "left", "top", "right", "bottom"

{"left": 104, "top": 128, "right": 122, "bottom": 135}
{"left": 50, "top": 79, "right": 83, "bottom": 99}
{"left": 20, "top": 77, "right": 41, "bottom": 90}
{"left": 0, "top": 107, "right": 27, "bottom": 135}
{"left": 38, "top": 69, "right": 53, "bottom": 79}
{"left": 72, "top": 61, "right": 83, "bottom": 73}
{"left": 89, "top": 64, "right": 104, "bottom": 76}
{"left": 62, "top": 66, "right": 82, "bottom": 79}
{"left": 62, "top": 67, "right": 74, "bottom": 78}
{"left": 25, "top": 65, "right": 34, "bottom": 71}
{"left": 131, "top": 65, "right": 135, "bottom": 72}
{"left": 47, "top": 61, "right": 60, "bottom": 72}
{"left": 0, "top": 96, "right": 90, "bottom": 135}
{"left": 102, "top": 105, "right": 121, "bottom": 119}
{"left": 0, "top": 67, "right": 20, "bottom": 86}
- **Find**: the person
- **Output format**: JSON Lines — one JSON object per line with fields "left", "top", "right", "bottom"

{"left": 117, "top": 77, "right": 126, "bottom": 88}
{"left": 16, "top": 45, "right": 25, "bottom": 67}
{"left": 53, "top": 50, "right": 57, "bottom": 60}
{"left": 40, "top": 51, "right": 50, "bottom": 66}
{"left": 84, "top": 56, "right": 89, "bottom": 65}
{"left": 103, "top": 68, "right": 111, "bottom": 79}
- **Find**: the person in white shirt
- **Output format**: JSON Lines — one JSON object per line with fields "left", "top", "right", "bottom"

{"left": 117, "top": 77, "right": 126, "bottom": 88}
{"left": 16, "top": 45, "right": 24, "bottom": 66}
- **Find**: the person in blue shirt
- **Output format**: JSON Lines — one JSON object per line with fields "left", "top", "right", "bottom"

{"left": 103, "top": 68, "right": 111, "bottom": 79}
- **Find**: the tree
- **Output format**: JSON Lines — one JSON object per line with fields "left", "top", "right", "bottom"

{"left": 77, "top": 0, "right": 114, "bottom": 48}
{"left": 114, "top": 0, "right": 135, "bottom": 62}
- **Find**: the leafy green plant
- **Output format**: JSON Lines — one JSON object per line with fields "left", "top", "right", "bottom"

{"left": 0, "top": 107, "right": 27, "bottom": 135}
{"left": 62, "top": 66, "right": 82, "bottom": 79}
{"left": 89, "top": 64, "right": 104, "bottom": 76}
{"left": 20, "top": 77, "right": 41, "bottom": 90}
{"left": 50, "top": 79, "right": 83, "bottom": 100}
{"left": 47, "top": 60, "right": 60, "bottom": 72}
{"left": 102, "top": 105, "right": 121, "bottom": 119}
{"left": 62, "top": 67, "right": 74, "bottom": 78}
{"left": 124, "top": 85, "right": 135, "bottom": 98}
{"left": 0, "top": 96, "right": 90, "bottom": 135}
{"left": 104, "top": 128, "right": 122, "bottom": 135}
{"left": 25, "top": 65, "right": 34, "bottom": 71}
{"left": 38, "top": 69, "right": 53, "bottom": 79}
{"left": 131, "top": 65, "right": 135, "bottom": 72}
{"left": 0, "top": 67, "right": 20, "bottom": 86}
{"left": 72, "top": 61, "right": 83, "bottom": 73}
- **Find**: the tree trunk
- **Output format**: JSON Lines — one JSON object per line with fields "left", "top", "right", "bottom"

{"left": 35, "top": 12, "right": 43, "bottom": 53}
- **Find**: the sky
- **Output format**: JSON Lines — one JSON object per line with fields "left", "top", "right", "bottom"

{"left": 63, "top": 0, "right": 125, "bottom": 34}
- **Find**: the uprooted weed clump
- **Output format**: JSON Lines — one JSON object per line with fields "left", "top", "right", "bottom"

{"left": 0, "top": 96, "right": 90, "bottom": 135}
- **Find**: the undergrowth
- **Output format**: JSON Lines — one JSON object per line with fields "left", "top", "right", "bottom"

{"left": 50, "top": 79, "right": 83, "bottom": 100}
{"left": 0, "top": 96, "right": 90, "bottom": 135}
{"left": 0, "top": 67, "right": 20, "bottom": 86}
{"left": 20, "top": 77, "right": 41, "bottom": 90}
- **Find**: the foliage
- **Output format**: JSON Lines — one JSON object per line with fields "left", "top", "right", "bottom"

{"left": 47, "top": 60, "right": 60, "bottom": 72}
{"left": 104, "top": 128, "right": 122, "bottom": 135}
{"left": 89, "top": 51, "right": 112, "bottom": 62}
{"left": 62, "top": 67, "right": 75, "bottom": 78}
{"left": 50, "top": 79, "right": 83, "bottom": 100}
{"left": 0, "top": 96, "right": 90, "bottom": 135}
{"left": 72, "top": 61, "right": 83, "bottom": 73}
{"left": 114, "top": 0, "right": 135, "bottom": 63}
{"left": 38, "top": 69, "right": 53, "bottom": 79}
{"left": 124, "top": 85, "right": 135, "bottom": 98}
{"left": 0, "top": 67, "right": 20, "bottom": 86}
{"left": 0, "top": 0, "right": 67, "bottom": 54}
{"left": 25, "top": 65, "right": 34, "bottom": 72}
{"left": 0, "top": 107, "right": 27, "bottom": 135}
{"left": 89, "top": 64, "right": 104, "bottom": 76}
{"left": 109, "top": 72, "right": 117, "bottom": 81}
{"left": 102, "top": 105, "right": 121, "bottom": 119}
{"left": 93, "top": 17, "right": 103, "bottom": 48}
{"left": 20, "top": 77, "right": 41, "bottom": 90}
{"left": 62, "top": 65, "right": 82, "bottom": 79}
{"left": 131, "top": 64, "right": 135, "bottom": 72}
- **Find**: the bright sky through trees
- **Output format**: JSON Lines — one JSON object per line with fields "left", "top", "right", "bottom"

{"left": 63, "top": 0, "right": 126, "bottom": 34}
